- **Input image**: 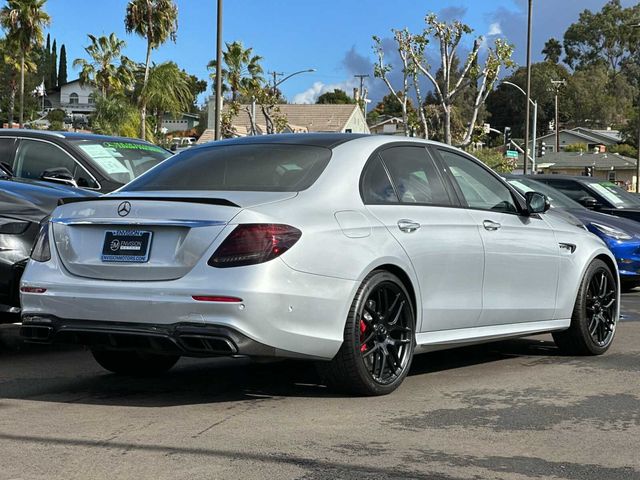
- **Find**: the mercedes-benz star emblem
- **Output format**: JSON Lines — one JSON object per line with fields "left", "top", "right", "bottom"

{"left": 117, "top": 201, "right": 131, "bottom": 217}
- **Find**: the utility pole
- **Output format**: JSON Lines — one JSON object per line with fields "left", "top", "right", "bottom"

{"left": 551, "top": 80, "right": 566, "bottom": 155}
{"left": 214, "top": 0, "right": 223, "bottom": 141}
{"left": 269, "top": 71, "right": 284, "bottom": 96}
{"left": 354, "top": 74, "right": 369, "bottom": 111}
{"left": 523, "top": 0, "right": 533, "bottom": 175}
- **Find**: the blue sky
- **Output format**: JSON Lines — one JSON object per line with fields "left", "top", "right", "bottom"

{"left": 44, "top": 0, "right": 635, "bottom": 106}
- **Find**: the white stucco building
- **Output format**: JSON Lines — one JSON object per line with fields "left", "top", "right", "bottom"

{"left": 45, "top": 79, "right": 97, "bottom": 120}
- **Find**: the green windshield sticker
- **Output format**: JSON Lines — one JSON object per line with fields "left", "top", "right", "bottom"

{"left": 102, "top": 141, "right": 165, "bottom": 154}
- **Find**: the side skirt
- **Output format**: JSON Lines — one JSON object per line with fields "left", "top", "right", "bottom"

{"left": 414, "top": 319, "right": 571, "bottom": 353}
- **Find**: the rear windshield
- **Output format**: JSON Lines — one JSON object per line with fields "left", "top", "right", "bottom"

{"left": 70, "top": 139, "right": 172, "bottom": 185}
{"left": 122, "top": 144, "right": 332, "bottom": 192}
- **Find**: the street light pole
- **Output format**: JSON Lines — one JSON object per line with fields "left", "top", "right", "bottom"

{"left": 503, "top": 81, "right": 537, "bottom": 170}
{"left": 214, "top": 0, "right": 223, "bottom": 141}
{"left": 270, "top": 69, "right": 316, "bottom": 96}
{"left": 523, "top": 0, "right": 533, "bottom": 175}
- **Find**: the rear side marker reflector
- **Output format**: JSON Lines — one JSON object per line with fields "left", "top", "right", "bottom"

{"left": 20, "top": 287, "right": 47, "bottom": 294}
{"left": 192, "top": 295, "right": 243, "bottom": 303}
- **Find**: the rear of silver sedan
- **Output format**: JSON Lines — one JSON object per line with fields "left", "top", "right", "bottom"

{"left": 19, "top": 194, "right": 357, "bottom": 361}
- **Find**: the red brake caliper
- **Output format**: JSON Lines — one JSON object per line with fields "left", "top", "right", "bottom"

{"left": 360, "top": 319, "right": 368, "bottom": 352}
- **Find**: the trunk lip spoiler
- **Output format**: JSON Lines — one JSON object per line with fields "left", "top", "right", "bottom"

{"left": 51, "top": 217, "right": 227, "bottom": 228}
{"left": 57, "top": 196, "right": 241, "bottom": 208}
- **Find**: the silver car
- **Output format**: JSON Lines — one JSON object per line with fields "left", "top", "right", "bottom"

{"left": 20, "top": 134, "right": 619, "bottom": 395}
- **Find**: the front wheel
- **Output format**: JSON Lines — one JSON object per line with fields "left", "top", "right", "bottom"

{"left": 319, "top": 270, "right": 415, "bottom": 396}
{"left": 92, "top": 350, "right": 180, "bottom": 375}
{"left": 553, "top": 259, "right": 618, "bottom": 355}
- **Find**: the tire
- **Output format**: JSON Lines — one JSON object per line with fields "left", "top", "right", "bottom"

{"left": 553, "top": 259, "right": 617, "bottom": 356}
{"left": 92, "top": 349, "right": 179, "bottom": 375}
{"left": 319, "top": 270, "right": 415, "bottom": 396}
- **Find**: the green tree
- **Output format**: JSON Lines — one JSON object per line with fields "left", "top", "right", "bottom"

{"left": 316, "top": 89, "right": 355, "bottom": 104}
{"left": 565, "top": 64, "right": 634, "bottom": 128}
{"left": 0, "top": 0, "right": 50, "bottom": 126}
{"left": 57, "top": 43, "right": 67, "bottom": 85}
{"left": 49, "top": 37, "right": 56, "bottom": 88}
{"left": 207, "top": 41, "right": 263, "bottom": 102}
{"left": 46, "top": 107, "right": 64, "bottom": 130}
{"left": 542, "top": 38, "right": 562, "bottom": 64}
{"left": 42, "top": 31, "right": 50, "bottom": 89}
{"left": 73, "top": 33, "right": 135, "bottom": 97}
{"left": 485, "top": 62, "right": 570, "bottom": 138}
{"left": 473, "top": 148, "right": 516, "bottom": 173}
{"left": 91, "top": 93, "right": 149, "bottom": 139}
{"left": 138, "top": 61, "right": 194, "bottom": 134}
{"left": 125, "top": 0, "right": 178, "bottom": 140}
{"left": 563, "top": 0, "right": 640, "bottom": 72}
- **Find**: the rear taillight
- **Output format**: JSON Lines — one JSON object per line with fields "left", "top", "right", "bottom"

{"left": 31, "top": 222, "right": 51, "bottom": 262}
{"left": 208, "top": 224, "right": 301, "bottom": 268}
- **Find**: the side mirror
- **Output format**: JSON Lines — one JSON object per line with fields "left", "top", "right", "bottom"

{"left": 40, "top": 167, "right": 78, "bottom": 188}
{"left": 525, "top": 191, "right": 550, "bottom": 214}
{"left": 578, "top": 196, "right": 599, "bottom": 209}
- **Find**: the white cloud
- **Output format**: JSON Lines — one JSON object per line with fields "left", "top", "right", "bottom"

{"left": 487, "top": 22, "right": 502, "bottom": 36}
{"left": 292, "top": 78, "right": 360, "bottom": 104}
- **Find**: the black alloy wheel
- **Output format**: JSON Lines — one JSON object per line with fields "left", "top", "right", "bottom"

{"left": 553, "top": 259, "right": 617, "bottom": 355}
{"left": 320, "top": 270, "right": 415, "bottom": 396}
{"left": 585, "top": 267, "right": 617, "bottom": 347}
{"left": 359, "top": 281, "right": 413, "bottom": 385}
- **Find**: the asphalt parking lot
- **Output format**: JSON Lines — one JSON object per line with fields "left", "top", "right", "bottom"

{"left": 1, "top": 294, "right": 640, "bottom": 480}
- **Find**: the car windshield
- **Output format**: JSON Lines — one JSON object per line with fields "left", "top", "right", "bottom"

{"left": 122, "top": 144, "right": 332, "bottom": 192}
{"left": 70, "top": 139, "right": 172, "bottom": 185}
{"left": 506, "top": 177, "right": 583, "bottom": 210}
{"left": 587, "top": 181, "right": 640, "bottom": 209}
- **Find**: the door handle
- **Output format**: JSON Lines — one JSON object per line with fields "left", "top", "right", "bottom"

{"left": 483, "top": 220, "right": 501, "bottom": 231}
{"left": 397, "top": 219, "right": 421, "bottom": 233}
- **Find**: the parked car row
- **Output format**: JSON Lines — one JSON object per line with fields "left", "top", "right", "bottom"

{"left": 9, "top": 134, "right": 619, "bottom": 396}
{"left": 0, "top": 130, "right": 172, "bottom": 318}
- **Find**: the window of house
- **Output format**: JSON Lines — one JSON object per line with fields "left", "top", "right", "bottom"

{"left": 69, "top": 93, "right": 79, "bottom": 105}
{"left": 88, "top": 94, "right": 95, "bottom": 104}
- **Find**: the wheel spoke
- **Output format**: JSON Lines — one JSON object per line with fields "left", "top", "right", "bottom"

{"left": 363, "top": 343, "right": 380, "bottom": 358}
{"left": 388, "top": 344, "right": 402, "bottom": 370}
{"left": 360, "top": 331, "right": 376, "bottom": 346}
{"left": 377, "top": 350, "right": 386, "bottom": 378}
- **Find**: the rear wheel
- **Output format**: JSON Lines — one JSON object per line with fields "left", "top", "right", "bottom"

{"left": 553, "top": 259, "right": 617, "bottom": 355}
{"left": 319, "top": 270, "right": 415, "bottom": 396}
{"left": 92, "top": 350, "right": 179, "bottom": 375}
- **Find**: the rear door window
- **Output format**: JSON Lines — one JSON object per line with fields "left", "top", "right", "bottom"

{"left": 378, "top": 146, "right": 451, "bottom": 206}
{"left": 14, "top": 139, "right": 99, "bottom": 188}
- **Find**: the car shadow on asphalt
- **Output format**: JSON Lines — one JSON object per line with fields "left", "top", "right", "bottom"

{"left": 0, "top": 336, "right": 566, "bottom": 407}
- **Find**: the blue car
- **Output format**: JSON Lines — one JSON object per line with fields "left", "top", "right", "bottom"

{"left": 506, "top": 175, "right": 640, "bottom": 291}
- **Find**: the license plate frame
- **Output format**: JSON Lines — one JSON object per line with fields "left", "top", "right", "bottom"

{"left": 101, "top": 230, "right": 153, "bottom": 263}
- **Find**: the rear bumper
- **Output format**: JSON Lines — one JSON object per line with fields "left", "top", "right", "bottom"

{"left": 20, "top": 316, "right": 320, "bottom": 359}
{"left": 20, "top": 256, "right": 358, "bottom": 360}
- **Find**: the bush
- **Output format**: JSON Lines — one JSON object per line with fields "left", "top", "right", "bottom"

{"left": 472, "top": 148, "right": 517, "bottom": 173}
{"left": 609, "top": 143, "right": 638, "bottom": 158}
{"left": 46, "top": 109, "right": 66, "bottom": 124}
{"left": 563, "top": 143, "right": 588, "bottom": 152}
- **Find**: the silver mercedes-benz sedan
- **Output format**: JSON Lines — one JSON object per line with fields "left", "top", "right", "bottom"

{"left": 20, "top": 134, "right": 619, "bottom": 395}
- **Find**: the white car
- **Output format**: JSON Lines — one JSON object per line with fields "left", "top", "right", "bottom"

{"left": 20, "top": 134, "right": 619, "bottom": 396}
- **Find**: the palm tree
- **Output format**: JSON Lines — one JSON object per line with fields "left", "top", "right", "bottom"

{"left": 0, "top": 0, "right": 50, "bottom": 127}
{"left": 207, "top": 41, "right": 264, "bottom": 102}
{"left": 73, "top": 33, "right": 135, "bottom": 98}
{"left": 140, "top": 61, "right": 193, "bottom": 134}
{"left": 124, "top": 0, "right": 178, "bottom": 140}
{"left": 0, "top": 37, "right": 36, "bottom": 125}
